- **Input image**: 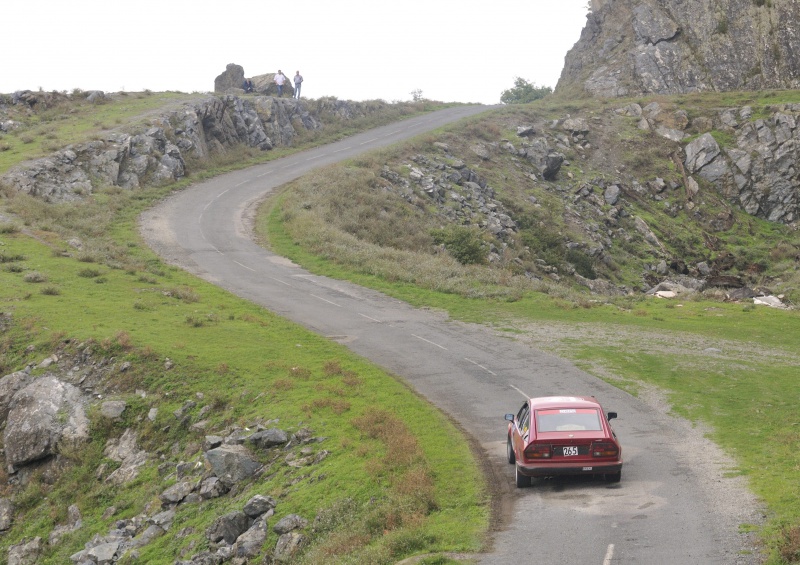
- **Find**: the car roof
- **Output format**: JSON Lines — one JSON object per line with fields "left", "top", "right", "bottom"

{"left": 529, "top": 396, "right": 603, "bottom": 410}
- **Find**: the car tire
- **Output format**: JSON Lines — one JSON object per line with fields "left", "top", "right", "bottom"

{"left": 515, "top": 464, "right": 531, "bottom": 488}
{"left": 506, "top": 437, "right": 516, "bottom": 465}
{"left": 605, "top": 471, "right": 621, "bottom": 483}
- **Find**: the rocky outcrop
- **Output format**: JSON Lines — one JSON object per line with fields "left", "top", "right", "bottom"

{"left": 0, "top": 93, "right": 401, "bottom": 201}
{"left": 558, "top": 0, "right": 800, "bottom": 97}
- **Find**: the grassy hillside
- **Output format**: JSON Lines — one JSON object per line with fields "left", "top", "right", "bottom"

{"left": 260, "top": 91, "right": 800, "bottom": 564}
{"left": 0, "top": 92, "right": 488, "bottom": 564}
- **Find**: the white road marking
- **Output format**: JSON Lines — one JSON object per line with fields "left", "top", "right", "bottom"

{"left": 358, "top": 313, "right": 382, "bottom": 322}
{"left": 332, "top": 146, "right": 353, "bottom": 153}
{"left": 603, "top": 543, "right": 615, "bottom": 565}
{"left": 509, "top": 384, "right": 530, "bottom": 398}
{"left": 310, "top": 294, "right": 341, "bottom": 307}
{"left": 464, "top": 358, "right": 497, "bottom": 376}
{"left": 305, "top": 154, "right": 325, "bottom": 161}
{"left": 359, "top": 137, "right": 379, "bottom": 145}
{"left": 411, "top": 334, "right": 447, "bottom": 350}
{"left": 269, "top": 276, "right": 291, "bottom": 286}
{"left": 234, "top": 261, "right": 255, "bottom": 272}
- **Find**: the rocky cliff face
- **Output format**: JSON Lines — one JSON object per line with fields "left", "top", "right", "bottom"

{"left": 558, "top": 0, "right": 800, "bottom": 97}
{"left": 0, "top": 95, "right": 395, "bottom": 201}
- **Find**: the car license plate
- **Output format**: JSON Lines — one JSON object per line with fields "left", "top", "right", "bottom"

{"left": 563, "top": 446, "right": 578, "bottom": 456}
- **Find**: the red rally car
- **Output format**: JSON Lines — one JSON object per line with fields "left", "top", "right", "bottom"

{"left": 505, "top": 396, "right": 622, "bottom": 487}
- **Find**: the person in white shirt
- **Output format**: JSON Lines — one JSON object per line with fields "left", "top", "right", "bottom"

{"left": 274, "top": 70, "right": 287, "bottom": 97}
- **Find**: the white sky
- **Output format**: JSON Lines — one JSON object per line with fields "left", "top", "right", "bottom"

{"left": 3, "top": 1, "right": 589, "bottom": 105}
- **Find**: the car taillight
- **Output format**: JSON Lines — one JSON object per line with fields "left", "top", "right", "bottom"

{"left": 524, "top": 444, "right": 552, "bottom": 459}
{"left": 591, "top": 442, "right": 619, "bottom": 457}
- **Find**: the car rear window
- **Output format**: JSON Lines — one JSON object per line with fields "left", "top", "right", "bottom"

{"left": 535, "top": 408, "right": 603, "bottom": 432}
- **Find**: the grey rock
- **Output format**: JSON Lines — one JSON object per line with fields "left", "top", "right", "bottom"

{"left": 0, "top": 499, "right": 12, "bottom": 531}
{"left": 562, "top": 117, "right": 590, "bottom": 133}
{"left": 273, "top": 513, "right": 308, "bottom": 535}
{"left": 214, "top": 63, "right": 245, "bottom": 93}
{"left": 243, "top": 494, "right": 277, "bottom": 518}
{"left": 199, "top": 476, "right": 229, "bottom": 500}
{"left": 206, "top": 511, "right": 250, "bottom": 544}
{"left": 103, "top": 428, "right": 148, "bottom": 485}
{"left": 130, "top": 524, "right": 165, "bottom": 548}
{"left": 273, "top": 531, "right": 305, "bottom": 562}
{"left": 604, "top": 184, "right": 620, "bottom": 205}
{"left": 159, "top": 481, "right": 195, "bottom": 505}
{"left": 684, "top": 133, "right": 721, "bottom": 174}
{"left": 87, "top": 541, "right": 120, "bottom": 564}
{"left": 204, "top": 444, "right": 262, "bottom": 486}
{"left": 9, "top": 537, "right": 42, "bottom": 565}
{"left": 632, "top": 3, "right": 679, "bottom": 45}
{"left": 233, "top": 516, "right": 268, "bottom": 558}
{"left": 247, "top": 428, "right": 288, "bottom": 450}
{"left": 150, "top": 509, "right": 176, "bottom": 530}
{"left": 0, "top": 369, "right": 33, "bottom": 423}
{"left": 100, "top": 400, "right": 127, "bottom": 419}
{"left": 203, "top": 435, "right": 224, "bottom": 451}
{"left": 4, "top": 377, "right": 89, "bottom": 468}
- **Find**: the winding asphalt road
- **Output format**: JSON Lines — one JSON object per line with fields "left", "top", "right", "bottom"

{"left": 140, "top": 106, "right": 760, "bottom": 564}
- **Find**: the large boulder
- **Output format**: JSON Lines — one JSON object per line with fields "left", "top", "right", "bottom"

{"left": 214, "top": 63, "right": 245, "bottom": 93}
{"left": 4, "top": 377, "right": 89, "bottom": 469}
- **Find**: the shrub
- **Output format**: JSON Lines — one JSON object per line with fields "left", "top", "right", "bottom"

{"left": 780, "top": 524, "right": 800, "bottom": 563}
{"left": 430, "top": 226, "right": 486, "bottom": 265}
{"left": 565, "top": 248, "right": 597, "bottom": 279}
{"left": 23, "top": 271, "right": 48, "bottom": 283}
{"left": 78, "top": 267, "right": 101, "bottom": 278}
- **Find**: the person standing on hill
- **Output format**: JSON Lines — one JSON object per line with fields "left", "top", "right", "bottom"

{"left": 293, "top": 71, "right": 303, "bottom": 99}
{"left": 274, "top": 70, "right": 287, "bottom": 96}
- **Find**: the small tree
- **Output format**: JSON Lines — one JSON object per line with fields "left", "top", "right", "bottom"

{"left": 410, "top": 89, "right": 424, "bottom": 102}
{"left": 500, "top": 77, "right": 552, "bottom": 104}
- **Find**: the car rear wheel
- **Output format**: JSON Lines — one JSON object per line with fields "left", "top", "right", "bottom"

{"left": 515, "top": 464, "right": 531, "bottom": 488}
{"left": 605, "top": 471, "right": 621, "bottom": 483}
{"left": 506, "top": 437, "right": 516, "bottom": 464}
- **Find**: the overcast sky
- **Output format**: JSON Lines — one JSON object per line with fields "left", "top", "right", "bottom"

{"left": 3, "top": 1, "right": 589, "bottom": 105}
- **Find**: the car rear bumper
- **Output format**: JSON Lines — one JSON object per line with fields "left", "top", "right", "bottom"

{"left": 517, "top": 461, "right": 622, "bottom": 477}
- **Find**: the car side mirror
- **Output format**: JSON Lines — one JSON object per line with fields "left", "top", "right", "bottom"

{"left": 504, "top": 413, "right": 515, "bottom": 422}
{"left": 607, "top": 411, "right": 617, "bottom": 421}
